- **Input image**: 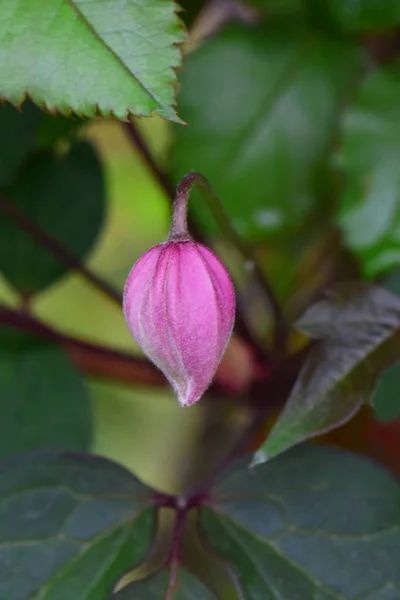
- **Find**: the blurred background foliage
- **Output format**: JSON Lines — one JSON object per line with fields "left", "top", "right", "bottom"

{"left": 2, "top": 0, "right": 400, "bottom": 500}
{"left": 0, "top": 111, "right": 200, "bottom": 493}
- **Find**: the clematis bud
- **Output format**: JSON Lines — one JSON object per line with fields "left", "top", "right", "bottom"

{"left": 123, "top": 173, "right": 235, "bottom": 407}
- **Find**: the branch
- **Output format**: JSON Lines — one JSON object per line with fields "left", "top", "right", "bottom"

{"left": 0, "top": 305, "right": 165, "bottom": 387}
{"left": 0, "top": 304, "right": 255, "bottom": 396}
{"left": 0, "top": 195, "right": 122, "bottom": 305}
{"left": 124, "top": 121, "right": 176, "bottom": 199}
{"left": 165, "top": 507, "right": 187, "bottom": 600}
{"left": 0, "top": 301, "right": 304, "bottom": 410}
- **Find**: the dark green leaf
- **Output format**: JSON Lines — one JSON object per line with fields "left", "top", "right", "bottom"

{"left": 0, "top": 102, "right": 41, "bottom": 185}
{"left": 0, "top": 140, "right": 105, "bottom": 296}
{"left": 0, "top": 0, "right": 185, "bottom": 123}
{"left": 113, "top": 568, "right": 217, "bottom": 599}
{"left": 36, "top": 112, "right": 85, "bottom": 149}
{"left": 0, "top": 101, "right": 86, "bottom": 185}
{"left": 172, "top": 24, "right": 360, "bottom": 239}
{"left": 323, "top": 0, "right": 400, "bottom": 32}
{"left": 372, "top": 362, "right": 400, "bottom": 422}
{"left": 0, "top": 328, "right": 91, "bottom": 456}
{"left": 337, "top": 64, "right": 400, "bottom": 277}
{"left": 178, "top": 0, "right": 206, "bottom": 27}
{"left": 202, "top": 445, "right": 400, "bottom": 599}
{"left": 383, "top": 267, "right": 400, "bottom": 297}
{"left": 247, "top": 0, "right": 304, "bottom": 16}
{"left": 256, "top": 283, "right": 400, "bottom": 463}
{"left": 249, "top": 0, "right": 400, "bottom": 31}
{"left": 0, "top": 451, "right": 155, "bottom": 600}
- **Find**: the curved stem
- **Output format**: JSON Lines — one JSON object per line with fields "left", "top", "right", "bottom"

{"left": 168, "top": 175, "right": 191, "bottom": 239}
{"left": 169, "top": 172, "right": 287, "bottom": 357}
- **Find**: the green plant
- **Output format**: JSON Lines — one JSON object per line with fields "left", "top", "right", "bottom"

{"left": 1, "top": 1, "right": 400, "bottom": 598}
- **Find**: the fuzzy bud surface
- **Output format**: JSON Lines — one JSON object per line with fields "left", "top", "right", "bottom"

{"left": 123, "top": 240, "right": 235, "bottom": 406}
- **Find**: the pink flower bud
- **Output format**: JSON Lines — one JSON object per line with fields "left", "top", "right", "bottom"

{"left": 123, "top": 240, "right": 235, "bottom": 407}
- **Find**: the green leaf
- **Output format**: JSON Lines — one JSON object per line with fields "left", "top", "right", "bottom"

{"left": 256, "top": 283, "right": 400, "bottom": 463}
{"left": 0, "top": 101, "right": 42, "bottom": 186}
{"left": 0, "top": 327, "right": 91, "bottom": 456}
{"left": 322, "top": 0, "right": 400, "bottom": 32}
{"left": 113, "top": 568, "right": 217, "bottom": 599}
{"left": 201, "top": 445, "right": 400, "bottom": 600}
{"left": 372, "top": 362, "right": 400, "bottom": 422}
{"left": 0, "top": 451, "right": 156, "bottom": 600}
{"left": 0, "top": 100, "right": 86, "bottom": 186}
{"left": 248, "top": 0, "right": 400, "bottom": 31}
{"left": 0, "top": 0, "right": 185, "bottom": 123}
{"left": 247, "top": 0, "right": 304, "bottom": 16}
{"left": 36, "top": 112, "right": 85, "bottom": 150}
{"left": 0, "top": 140, "right": 105, "bottom": 296}
{"left": 337, "top": 64, "right": 400, "bottom": 277}
{"left": 171, "top": 24, "right": 360, "bottom": 239}
{"left": 178, "top": 0, "right": 206, "bottom": 27}
{"left": 383, "top": 267, "right": 400, "bottom": 297}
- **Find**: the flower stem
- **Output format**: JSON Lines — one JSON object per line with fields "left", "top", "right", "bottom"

{"left": 168, "top": 175, "right": 191, "bottom": 239}
{"left": 169, "top": 172, "right": 287, "bottom": 357}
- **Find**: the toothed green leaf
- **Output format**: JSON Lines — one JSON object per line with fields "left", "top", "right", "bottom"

{"left": 0, "top": 0, "right": 185, "bottom": 123}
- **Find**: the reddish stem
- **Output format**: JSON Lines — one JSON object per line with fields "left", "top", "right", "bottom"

{"left": 0, "top": 195, "right": 122, "bottom": 306}
{"left": 123, "top": 121, "right": 176, "bottom": 199}
{"left": 168, "top": 176, "right": 192, "bottom": 240}
{"left": 0, "top": 304, "right": 165, "bottom": 387}
{"left": 165, "top": 506, "right": 187, "bottom": 600}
